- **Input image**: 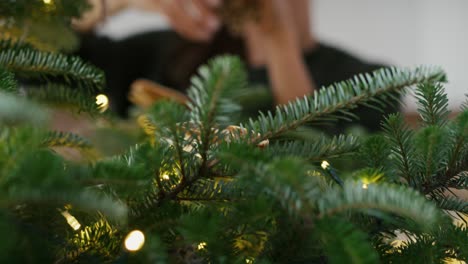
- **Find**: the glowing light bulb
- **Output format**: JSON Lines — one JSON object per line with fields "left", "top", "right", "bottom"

{"left": 60, "top": 210, "right": 81, "bottom": 230}
{"left": 362, "top": 183, "right": 369, "bottom": 189}
{"left": 321, "top": 160, "right": 330, "bottom": 170}
{"left": 95, "top": 94, "right": 109, "bottom": 112}
{"left": 162, "top": 174, "right": 170, "bottom": 180}
{"left": 43, "top": 0, "right": 52, "bottom": 4}
{"left": 197, "top": 242, "right": 207, "bottom": 250}
{"left": 124, "top": 230, "right": 145, "bottom": 252}
{"left": 245, "top": 258, "right": 254, "bottom": 264}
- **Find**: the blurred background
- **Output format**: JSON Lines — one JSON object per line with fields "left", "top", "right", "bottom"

{"left": 93, "top": 0, "right": 468, "bottom": 112}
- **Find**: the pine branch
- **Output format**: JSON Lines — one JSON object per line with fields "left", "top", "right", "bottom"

{"left": 415, "top": 83, "right": 450, "bottom": 126}
{"left": 434, "top": 225, "right": 468, "bottom": 260}
{"left": 268, "top": 134, "right": 360, "bottom": 161}
{"left": 415, "top": 126, "right": 450, "bottom": 182}
{"left": 177, "top": 178, "right": 240, "bottom": 202}
{"left": 43, "top": 131, "right": 92, "bottom": 149}
{"left": 383, "top": 113, "right": 419, "bottom": 187}
{"left": 136, "top": 115, "right": 157, "bottom": 140}
{"left": 65, "top": 218, "right": 121, "bottom": 262}
{"left": 146, "top": 101, "right": 189, "bottom": 137}
{"left": 381, "top": 225, "right": 468, "bottom": 263}
{"left": 380, "top": 234, "right": 443, "bottom": 263}
{"left": 187, "top": 56, "right": 244, "bottom": 174}
{"left": 0, "top": 67, "right": 18, "bottom": 93}
{"left": 43, "top": 131, "right": 99, "bottom": 160}
{"left": 435, "top": 196, "right": 468, "bottom": 214}
{"left": 2, "top": 149, "right": 127, "bottom": 221}
{"left": 444, "top": 111, "right": 468, "bottom": 181}
{"left": 425, "top": 111, "right": 468, "bottom": 194}
{"left": 462, "top": 94, "right": 468, "bottom": 110}
{"left": 136, "top": 57, "right": 248, "bottom": 208}
{"left": 26, "top": 84, "right": 101, "bottom": 114}
{"left": 92, "top": 144, "right": 164, "bottom": 185}
{"left": 359, "top": 135, "right": 393, "bottom": 172}
{"left": 318, "top": 180, "right": 441, "bottom": 229}
{"left": 0, "top": 127, "right": 45, "bottom": 179}
{"left": 187, "top": 55, "right": 244, "bottom": 128}
{"left": 213, "top": 141, "right": 274, "bottom": 178}
{"left": 0, "top": 40, "right": 105, "bottom": 92}
{"left": 447, "top": 171, "right": 468, "bottom": 189}
{"left": 250, "top": 158, "right": 325, "bottom": 216}
{"left": 315, "top": 217, "right": 379, "bottom": 264}
{"left": 145, "top": 101, "right": 193, "bottom": 187}
{"left": 242, "top": 66, "right": 446, "bottom": 142}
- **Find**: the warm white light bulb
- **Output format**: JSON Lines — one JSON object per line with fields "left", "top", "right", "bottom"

{"left": 43, "top": 0, "right": 52, "bottom": 4}
{"left": 162, "top": 174, "right": 170, "bottom": 180}
{"left": 321, "top": 160, "right": 330, "bottom": 170}
{"left": 96, "top": 94, "right": 109, "bottom": 112}
{"left": 197, "top": 242, "right": 207, "bottom": 250}
{"left": 125, "top": 230, "right": 145, "bottom": 252}
{"left": 60, "top": 210, "right": 81, "bottom": 230}
{"left": 362, "top": 183, "right": 369, "bottom": 189}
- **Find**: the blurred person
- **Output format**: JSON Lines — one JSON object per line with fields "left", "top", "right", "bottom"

{"left": 74, "top": 0, "right": 398, "bottom": 133}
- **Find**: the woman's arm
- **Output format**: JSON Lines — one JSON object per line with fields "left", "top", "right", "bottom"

{"left": 243, "top": 0, "right": 316, "bottom": 105}
{"left": 264, "top": 33, "right": 315, "bottom": 105}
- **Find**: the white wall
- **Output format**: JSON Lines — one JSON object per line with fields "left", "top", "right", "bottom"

{"left": 98, "top": 0, "right": 468, "bottom": 111}
{"left": 313, "top": 0, "right": 468, "bottom": 111}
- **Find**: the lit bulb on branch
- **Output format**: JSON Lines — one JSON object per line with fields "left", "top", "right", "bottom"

{"left": 96, "top": 94, "right": 109, "bottom": 113}
{"left": 43, "top": 0, "right": 53, "bottom": 4}
{"left": 124, "top": 230, "right": 145, "bottom": 252}
{"left": 360, "top": 171, "right": 383, "bottom": 190}
{"left": 197, "top": 242, "right": 207, "bottom": 250}
{"left": 321, "top": 160, "right": 330, "bottom": 170}
{"left": 60, "top": 210, "right": 81, "bottom": 230}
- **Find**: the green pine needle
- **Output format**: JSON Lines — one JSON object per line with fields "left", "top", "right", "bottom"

{"left": 415, "top": 83, "right": 450, "bottom": 126}
{"left": 187, "top": 56, "right": 244, "bottom": 128}
{"left": 316, "top": 217, "right": 379, "bottom": 264}
{"left": 268, "top": 134, "right": 360, "bottom": 161}
{"left": 318, "top": 180, "right": 441, "bottom": 229}
{"left": 383, "top": 113, "right": 419, "bottom": 187}
{"left": 0, "top": 67, "right": 18, "bottom": 93}
{"left": 0, "top": 40, "right": 105, "bottom": 92}
{"left": 242, "top": 66, "right": 446, "bottom": 142}
{"left": 436, "top": 196, "right": 468, "bottom": 214}
{"left": 25, "top": 83, "right": 100, "bottom": 114}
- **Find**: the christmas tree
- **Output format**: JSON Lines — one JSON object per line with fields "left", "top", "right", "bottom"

{"left": 0, "top": 1, "right": 467, "bottom": 263}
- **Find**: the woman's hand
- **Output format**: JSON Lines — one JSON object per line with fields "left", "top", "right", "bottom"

{"left": 75, "top": 0, "right": 222, "bottom": 42}
{"left": 132, "top": 0, "right": 222, "bottom": 42}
